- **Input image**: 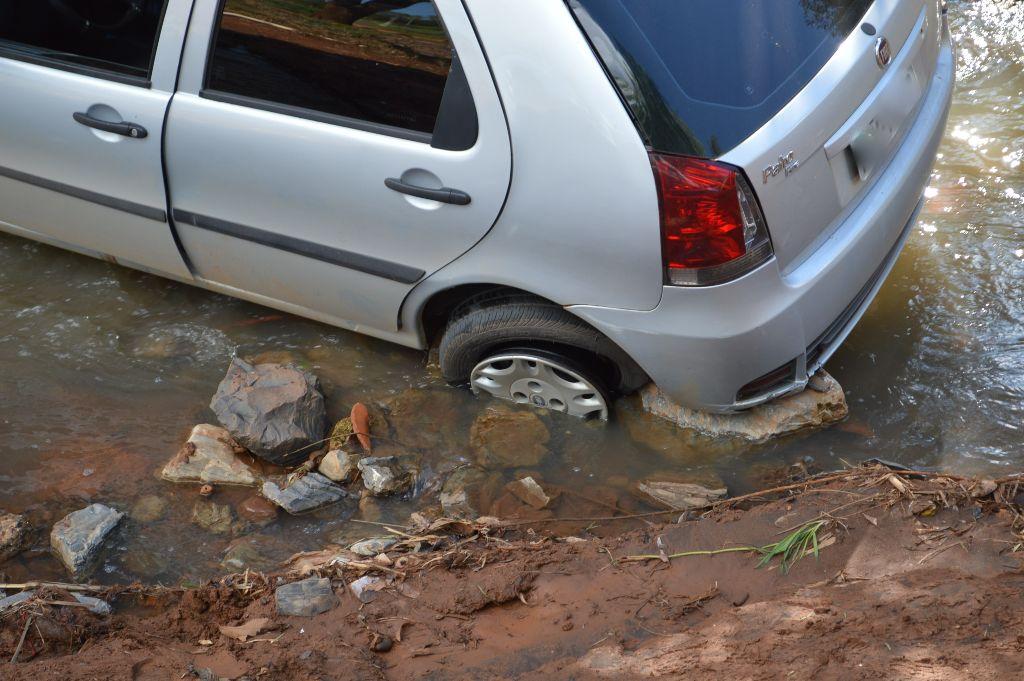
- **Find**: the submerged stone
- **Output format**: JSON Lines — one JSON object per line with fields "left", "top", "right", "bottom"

{"left": 210, "top": 358, "right": 327, "bottom": 467}
{"left": 635, "top": 481, "right": 727, "bottom": 511}
{"left": 191, "top": 501, "right": 235, "bottom": 535}
{"left": 130, "top": 495, "right": 169, "bottom": 523}
{"left": 0, "top": 513, "right": 30, "bottom": 563}
{"left": 262, "top": 473, "right": 348, "bottom": 514}
{"left": 162, "top": 424, "right": 261, "bottom": 487}
{"left": 640, "top": 371, "right": 848, "bottom": 444}
{"left": 505, "top": 477, "right": 553, "bottom": 510}
{"left": 50, "top": 504, "right": 124, "bottom": 576}
{"left": 238, "top": 494, "right": 279, "bottom": 526}
{"left": 276, "top": 577, "right": 337, "bottom": 617}
{"left": 470, "top": 407, "right": 550, "bottom": 468}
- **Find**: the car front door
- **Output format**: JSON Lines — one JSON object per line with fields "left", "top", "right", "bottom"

{"left": 0, "top": 0, "right": 193, "bottom": 280}
{"left": 165, "top": 0, "right": 512, "bottom": 336}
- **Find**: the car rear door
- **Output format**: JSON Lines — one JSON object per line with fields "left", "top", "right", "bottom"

{"left": 165, "top": 0, "right": 511, "bottom": 335}
{"left": 0, "top": 0, "right": 192, "bottom": 280}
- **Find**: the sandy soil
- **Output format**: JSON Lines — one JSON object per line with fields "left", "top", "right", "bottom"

{"left": 2, "top": 465, "right": 1023, "bottom": 680}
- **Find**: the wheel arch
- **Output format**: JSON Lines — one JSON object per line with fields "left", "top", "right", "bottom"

{"left": 413, "top": 282, "right": 649, "bottom": 393}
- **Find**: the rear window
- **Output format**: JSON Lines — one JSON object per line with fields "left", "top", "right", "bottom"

{"left": 569, "top": 0, "right": 874, "bottom": 157}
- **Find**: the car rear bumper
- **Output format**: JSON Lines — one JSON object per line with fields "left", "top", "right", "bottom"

{"left": 570, "top": 27, "right": 955, "bottom": 413}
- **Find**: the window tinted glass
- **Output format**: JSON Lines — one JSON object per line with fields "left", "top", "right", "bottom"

{"left": 207, "top": 0, "right": 454, "bottom": 135}
{"left": 0, "top": 0, "right": 167, "bottom": 78}
{"left": 570, "top": 0, "right": 874, "bottom": 157}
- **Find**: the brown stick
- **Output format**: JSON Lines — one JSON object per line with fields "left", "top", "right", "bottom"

{"left": 10, "top": 615, "right": 34, "bottom": 664}
{"left": 0, "top": 582, "right": 107, "bottom": 593}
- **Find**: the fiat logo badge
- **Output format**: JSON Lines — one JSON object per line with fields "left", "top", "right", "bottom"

{"left": 875, "top": 37, "right": 893, "bottom": 68}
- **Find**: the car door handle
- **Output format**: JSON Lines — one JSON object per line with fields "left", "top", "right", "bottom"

{"left": 73, "top": 112, "right": 148, "bottom": 139}
{"left": 385, "top": 178, "right": 471, "bottom": 206}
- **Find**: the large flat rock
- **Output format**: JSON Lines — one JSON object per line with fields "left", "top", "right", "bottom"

{"left": 50, "top": 504, "right": 123, "bottom": 576}
{"left": 640, "top": 371, "right": 848, "bottom": 444}
{"left": 276, "top": 577, "right": 337, "bottom": 617}
{"left": 162, "top": 424, "right": 261, "bottom": 487}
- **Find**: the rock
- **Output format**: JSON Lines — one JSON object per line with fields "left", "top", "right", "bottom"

{"left": 210, "top": 357, "right": 327, "bottom": 466}
{"left": 276, "top": 577, "right": 337, "bottom": 617}
{"left": 971, "top": 480, "right": 998, "bottom": 499}
{"left": 383, "top": 388, "right": 465, "bottom": 450}
{"left": 350, "top": 537, "right": 398, "bottom": 557}
{"left": 238, "top": 495, "right": 279, "bottom": 526}
{"left": 0, "top": 513, "right": 30, "bottom": 563}
{"left": 262, "top": 473, "right": 347, "bottom": 514}
{"left": 358, "top": 457, "right": 412, "bottom": 496}
{"left": 72, "top": 594, "right": 112, "bottom": 616}
{"left": 440, "top": 467, "right": 504, "bottom": 519}
{"left": 0, "top": 591, "right": 35, "bottom": 612}
{"left": 349, "top": 575, "right": 385, "bottom": 604}
{"left": 130, "top": 495, "right": 168, "bottom": 523}
{"left": 162, "top": 424, "right": 261, "bottom": 487}
{"left": 222, "top": 538, "right": 275, "bottom": 572}
{"left": 50, "top": 504, "right": 124, "bottom": 575}
{"left": 505, "top": 477, "right": 553, "bottom": 510}
{"left": 358, "top": 495, "right": 385, "bottom": 523}
{"left": 122, "top": 548, "right": 168, "bottom": 579}
{"left": 471, "top": 407, "right": 550, "bottom": 468}
{"left": 639, "top": 371, "right": 848, "bottom": 444}
{"left": 319, "top": 450, "right": 362, "bottom": 484}
{"left": 191, "top": 501, "right": 235, "bottom": 535}
{"left": 635, "top": 481, "right": 727, "bottom": 511}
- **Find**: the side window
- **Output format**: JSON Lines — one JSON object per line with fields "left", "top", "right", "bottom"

{"left": 0, "top": 1, "right": 168, "bottom": 81}
{"left": 205, "top": 0, "right": 455, "bottom": 136}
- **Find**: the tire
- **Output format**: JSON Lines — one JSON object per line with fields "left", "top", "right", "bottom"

{"left": 438, "top": 293, "right": 647, "bottom": 395}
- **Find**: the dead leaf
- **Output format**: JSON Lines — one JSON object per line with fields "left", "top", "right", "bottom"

{"left": 351, "top": 403, "right": 372, "bottom": 452}
{"left": 863, "top": 514, "right": 879, "bottom": 526}
{"left": 219, "top": 618, "right": 273, "bottom": 642}
{"left": 198, "top": 639, "right": 213, "bottom": 646}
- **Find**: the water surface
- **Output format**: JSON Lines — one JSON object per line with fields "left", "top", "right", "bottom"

{"left": 0, "top": 1, "right": 1020, "bottom": 584}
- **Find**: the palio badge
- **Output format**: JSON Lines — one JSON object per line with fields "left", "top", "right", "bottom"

{"left": 762, "top": 151, "right": 800, "bottom": 184}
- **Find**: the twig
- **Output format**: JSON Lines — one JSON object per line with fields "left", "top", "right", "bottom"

{"left": 10, "top": 615, "right": 34, "bottom": 664}
{"left": 0, "top": 582, "right": 107, "bottom": 593}
{"left": 620, "top": 546, "right": 754, "bottom": 563}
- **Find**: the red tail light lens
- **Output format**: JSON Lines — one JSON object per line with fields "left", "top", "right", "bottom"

{"left": 651, "top": 153, "right": 773, "bottom": 286}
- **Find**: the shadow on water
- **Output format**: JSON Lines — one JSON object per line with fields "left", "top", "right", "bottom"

{"left": 0, "top": 0, "right": 1021, "bottom": 584}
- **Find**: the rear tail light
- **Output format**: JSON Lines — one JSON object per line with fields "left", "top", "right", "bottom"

{"left": 651, "top": 153, "right": 773, "bottom": 286}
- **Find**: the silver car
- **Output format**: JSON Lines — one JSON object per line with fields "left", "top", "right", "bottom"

{"left": 0, "top": 0, "right": 954, "bottom": 419}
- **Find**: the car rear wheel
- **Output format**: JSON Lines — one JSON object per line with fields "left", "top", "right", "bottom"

{"left": 438, "top": 294, "right": 643, "bottom": 419}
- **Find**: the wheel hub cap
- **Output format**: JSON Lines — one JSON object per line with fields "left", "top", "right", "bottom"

{"left": 470, "top": 354, "right": 609, "bottom": 420}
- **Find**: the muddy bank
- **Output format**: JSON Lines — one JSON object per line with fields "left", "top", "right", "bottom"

{"left": 2, "top": 463, "right": 1023, "bottom": 680}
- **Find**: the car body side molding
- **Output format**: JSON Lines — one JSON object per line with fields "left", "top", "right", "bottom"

{"left": 171, "top": 209, "right": 426, "bottom": 285}
{"left": 0, "top": 164, "right": 167, "bottom": 222}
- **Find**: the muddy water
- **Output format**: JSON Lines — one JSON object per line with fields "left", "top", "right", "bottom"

{"left": 1, "top": 1, "right": 1021, "bottom": 585}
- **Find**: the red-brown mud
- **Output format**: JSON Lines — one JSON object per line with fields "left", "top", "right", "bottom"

{"left": 3, "top": 467, "right": 1023, "bottom": 680}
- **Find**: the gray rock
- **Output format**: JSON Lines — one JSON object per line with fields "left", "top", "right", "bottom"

{"left": 262, "top": 473, "right": 347, "bottom": 515}
{"left": 0, "top": 591, "right": 35, "bottom": 612}
{"left": 505, "top": 477, "right": 553, "bottom": 510}
{"left": 191, "top": 501, "right": 235, "bottom": 535}
{"left": 349, "top": 537, "right": 398, "bottom": 557}
{"left": 636, "top": 481, "right": 727, "bottom": 511}
{"left": 50, "top": 504, "right": 124, "bottom": 576}
{"left": 0, "top": 513, "right": 30, "bottom": 563}
{"left": 210, "top": 357, "right": 327, "bottom": 466}
{"left": 162, "top": 424, "right": 261, "bottom": 487}
{"left": 72, "top": 594, "right": 112, "bottom": 616}
{"left": 318, "top": 450, "right": 361, "bottom": 484}
{"left": 276, "top": 577, "right": 337, "bottom": 617}
{"left": 639, "top": 371, "right": 848, "bottom": 444}
{"left": 358, "top": 457, "right": 412, "bottom": 496}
